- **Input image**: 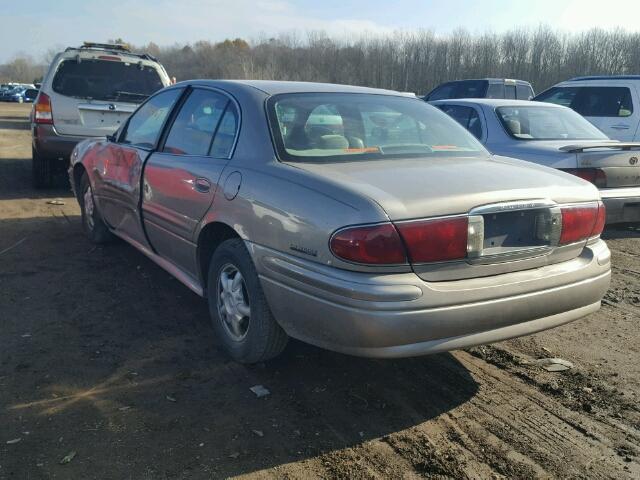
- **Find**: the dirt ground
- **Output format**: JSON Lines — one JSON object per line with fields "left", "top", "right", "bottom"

{"left": 0, "top": 102, "right": 639, "bottom": 480}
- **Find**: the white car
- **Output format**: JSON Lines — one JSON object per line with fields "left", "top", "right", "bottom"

{"left": 431, "top": 99, "right": 640, "bottom": 224}
{"left": 534, "top": 76, "right": 640, "bottom": 142}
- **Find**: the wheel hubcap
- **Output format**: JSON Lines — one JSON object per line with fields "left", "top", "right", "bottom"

{"left": 83, "top": 186, "right": 95, "bottom": 231}
{"left": 217, "top": 264, "right": 250, "bottom": 341}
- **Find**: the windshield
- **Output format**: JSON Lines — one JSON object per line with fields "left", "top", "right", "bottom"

{"left": 269, "top": 93, "right": 487, "bottom": 162}
{"left": 496, "top": 105, "right": 608, "bottom": 141}
{"left": 52, "top": 59, "right": 164, "bottom": 102}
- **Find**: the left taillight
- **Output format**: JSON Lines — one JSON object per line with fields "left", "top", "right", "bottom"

{"left": 34, "top": 92, "right": 53, "bottom": 124}
{"left": 330, "top": 223, "right": 407, "bottom": 265}
{"left": 395, "top": 217, "right": 469, "bottom": 263}
{"left": 559, "top": 201, "right": 605, "bottom": 245}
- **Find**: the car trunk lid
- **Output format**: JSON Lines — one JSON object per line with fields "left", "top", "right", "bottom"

{"left": 294, "top": 155, "right": 600, "bottom": 280}
{"left": 560, "top": 142, "right": 640, "bottom": 188}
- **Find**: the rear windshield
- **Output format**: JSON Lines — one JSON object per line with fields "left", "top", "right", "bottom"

{"left": 269, "top": 93, "right": 487, "bottom": 162}
{"left": 52, "top": 59, "right": 164, "bottom": 103}
{"left": 496, "top": 105, "right": 608, "bottom": 140}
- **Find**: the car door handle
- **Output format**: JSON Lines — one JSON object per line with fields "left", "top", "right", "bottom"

{"left": 611, "top": 124, "right": 631, "bottom": 130}
{"left": 194, "top": 178, "right": 211, "bottom": 193}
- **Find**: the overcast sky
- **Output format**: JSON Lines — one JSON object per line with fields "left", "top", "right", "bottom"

{"left": 2, "top": 0, "right": 640, "bottom": 63}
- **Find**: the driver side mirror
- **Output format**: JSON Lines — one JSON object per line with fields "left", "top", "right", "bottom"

{"left": 106, "top": 133, "right": 116, "bottom": 143}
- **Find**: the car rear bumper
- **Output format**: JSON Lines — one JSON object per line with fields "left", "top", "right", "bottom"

{"left": 250, "top": 240, "right": 611, "bottom": 358}
{"left": 32, "top": 124, "right": 87, "bottom": 161}
{"left": 599, "top": 187, "right": 640, "bottom": 224}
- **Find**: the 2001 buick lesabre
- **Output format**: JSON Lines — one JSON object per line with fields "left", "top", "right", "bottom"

{"left": 69, "top": 80, "right": 611, "bottom": 363}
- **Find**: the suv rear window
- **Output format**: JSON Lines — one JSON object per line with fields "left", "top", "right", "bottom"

{"left": 52, "top": 59, "right": 164, "bottom": 103}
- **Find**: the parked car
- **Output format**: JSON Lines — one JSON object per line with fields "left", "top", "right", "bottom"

{"left": 432, "top": 99, "right": 640, "bottom": 224}
{"left": 534, "top": 76, "right": 640, "bottom": 142}
{"left": 32, "top": 42, "right": 171, "bottom": 188}
{"left": 69, "top": 80, "right": 610, "bottom": 363}
{"left": 1, "top": 87, "right": 38, "bottom": 103}
{"left": 423, "top": 78, "right": 534, "bottom": 101}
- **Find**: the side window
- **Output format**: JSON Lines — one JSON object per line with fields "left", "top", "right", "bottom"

{"left": 123, "top": 89, "right": 182, "bottom": 148}
{"left": 574, "top": 87, "right": 634, "bottom": 117}
{"left": 486, "top": 83, "right": 504, "bottom": 99}
{"left": 210, "top": 103, "right": 239, "bottom": 157}
{"left": 427, "top": 84, "right": 455, "bottom": 101}
{"left": 516, "top": 84, "right": 533, "bottom": 100}
{"left": 504, "top": 85, "right": 517, "bottom": 100}
{"left": 438, "top": 104, "right": 483, "bottom": 140}
{"left": 163, "top": 89, "right": 228, "bottom": 156}
{"left": 535, "top": 86, "right": 579, "bottom": 107}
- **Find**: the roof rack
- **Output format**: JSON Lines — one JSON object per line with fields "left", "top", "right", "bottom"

{"left": 64, "top": 42, "right": 158, "bottom": 62}
{"left": 81, "top": 42, "right": 131, "bottom": 52}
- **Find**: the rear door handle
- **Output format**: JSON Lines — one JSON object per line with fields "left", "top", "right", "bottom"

{"left": 611, "top": 124, "right": 631, "bottom": 130}
{"left": 194, "top": 178, "right": 211, "bottom": 193}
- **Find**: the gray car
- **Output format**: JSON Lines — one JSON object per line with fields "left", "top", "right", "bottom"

{"left": 68, "top": 80, "right": 611, "bottom": 363}
{"left": 432, "top": 99, "right": 640, "bottom": 224}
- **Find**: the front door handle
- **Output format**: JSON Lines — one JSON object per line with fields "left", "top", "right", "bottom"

{"left": 611, "top": 124, "right": 631, "bottom": 130}
{"left": 194, "top": 178, "right": 211, "bottom": 193}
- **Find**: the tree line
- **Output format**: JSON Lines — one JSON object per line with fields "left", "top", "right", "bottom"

{"left": 2, "top": 27, "right": 640, "bottom": 94}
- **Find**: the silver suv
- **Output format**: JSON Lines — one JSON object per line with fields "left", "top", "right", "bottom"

{"left": 31, "top": 42, "right": 171, "bottom": 188}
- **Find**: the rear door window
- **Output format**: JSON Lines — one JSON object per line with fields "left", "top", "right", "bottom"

{"left": 536, "top": 86, "right": 634, "bottom": 117}
{"left": 210, "top": 105, "right": 239, "bottom": 157}
{"left": 122, "top": 88, "right": 182, "bottom": 149}
{"left": 438, "top": 105, "right": 483, "bottom": 139}
{"left": 163, "top": 89, "right": 228, "bottom": 156}
{"left": 486, "top": 83, "right": 505, "bottom": 98}
{"left": 52, "top": 58, "right": 164, "bottom": 102}
{"left": 516, "top": 84, "right": 533, "bottom": 100}
{"left": 573, "top": 87, "right": 633, "bottom": 117}
{"left": 504, "top": 85, "right": 517, "bottom": 99}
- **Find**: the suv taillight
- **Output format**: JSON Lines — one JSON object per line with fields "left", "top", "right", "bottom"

{"left": 559, "top": 201, "right": 605, "bottom": 245}
{"left": 561, "top": 168, "right": 607, "bottom": 188}
{"left": 34, "top": 92, "right": 53, "bottom": 124}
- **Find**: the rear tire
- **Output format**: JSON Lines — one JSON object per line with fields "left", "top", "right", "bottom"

{"left": 207, "top": 238, "right": 288, "bottom": 363}
{"left": 79, "top": 172, "right": 113, "bottom": 244}
{"left": 32, "top": 147, "right": 52, "bottom": 189}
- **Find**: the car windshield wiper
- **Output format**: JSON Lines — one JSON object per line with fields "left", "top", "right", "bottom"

{"left": 112, "top": 91, "right": 150, "bottom": 102}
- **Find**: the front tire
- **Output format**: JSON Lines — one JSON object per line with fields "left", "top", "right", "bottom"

{"left": 79, "top": 172, "right": 113, "bottom": 244}
{"left": 208, "top": 238, "right": 288, "bottom": 363}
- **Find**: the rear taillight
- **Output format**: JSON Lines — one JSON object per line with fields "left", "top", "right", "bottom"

{"left": 34, "top": 92, "right": 53, "bottom": 124}
{"left": 559, "top": 202, "right": 605, "bottom": 245}
{"left": 591, "top": 201, "right": 606, "bottom": 238}
{"left": 561, "top": 168, "right": 607, "bottom": 188}
{"left": 330, "top": 223, "right": 407, "bottom": 265}
{"left": 396, "top": 217, "right": 468, "bottom": 263}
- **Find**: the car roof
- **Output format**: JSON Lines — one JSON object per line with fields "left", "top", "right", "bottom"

{"left": 429, "top": 99, "right": 560, "bottom": 108}
{"left": 437, "top": 78, "right": 532, "bottom": 85}
{"left": 568, "top": 75, "right": 640, "bottom": 82}
{"left": 177, "top": 79, "right": 410, "bottom": 97}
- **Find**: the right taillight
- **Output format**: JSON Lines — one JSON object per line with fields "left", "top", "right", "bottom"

{"left": 561, "top": 168, "right": 607, "bottom": 188}
{"left": 559, "top": 202, "right": 605, "bottom": 245}
{"left": 34, "top": 92, "right": 53, "bottom": 124}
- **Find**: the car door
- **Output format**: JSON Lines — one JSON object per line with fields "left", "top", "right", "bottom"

{"left": 142, "top": 87, "right": 239, "bottom": 274}
{"left": 92, "top": 87, "right": 184, "bottom": 249}
{"left": 571, "top": 84, "right": 639, "bottom": 141}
